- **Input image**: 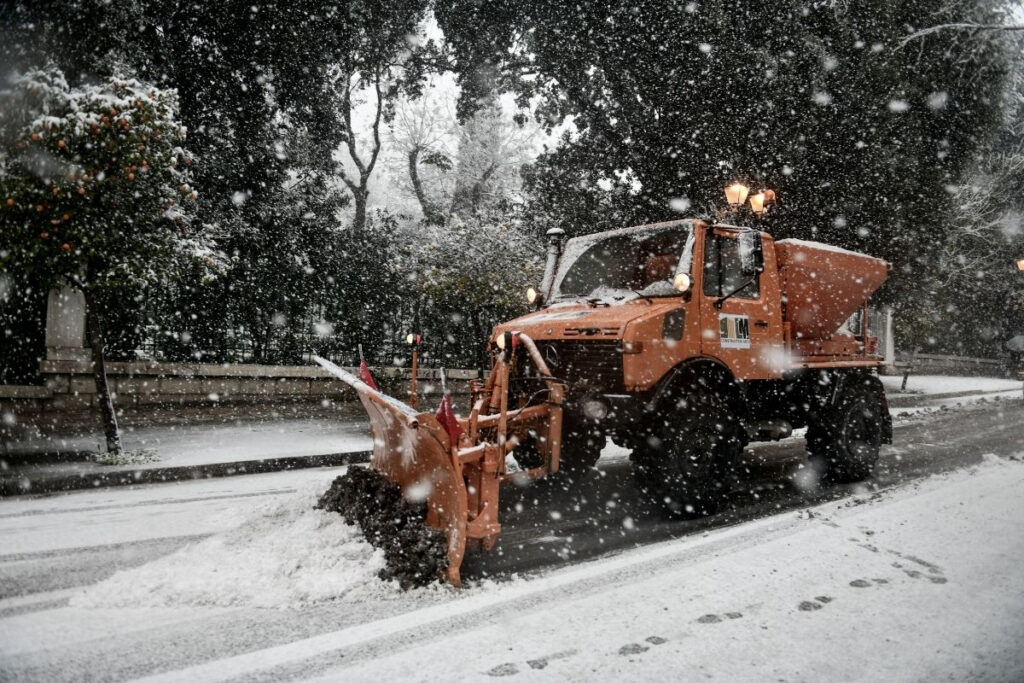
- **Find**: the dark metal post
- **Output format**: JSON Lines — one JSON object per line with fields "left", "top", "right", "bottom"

{"left": 539, "top": 228, "right": 565, "bottom": 300}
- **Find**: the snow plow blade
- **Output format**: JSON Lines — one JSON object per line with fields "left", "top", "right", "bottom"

{"left": 313, "top": 357, "right": 467, "bottom": 586}
{"left": 314, "top": 335, "right": 564, "bottom": 588}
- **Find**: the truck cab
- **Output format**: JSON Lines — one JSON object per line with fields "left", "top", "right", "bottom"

{"left": 492, "top": 218, "right": 892, "bottom": 514}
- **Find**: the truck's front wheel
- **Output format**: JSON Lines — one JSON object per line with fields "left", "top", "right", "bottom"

{"left": 807, "top": 384, "right": 883, "bottom": 483}
{"left": 513, "top": 419, "right": 603, "bottom": 481}
{"left": 555, "top": 420, "right": 603, "bottom": 480}
{"left": 633, "top": 389, "right": 743, "bottom": 517}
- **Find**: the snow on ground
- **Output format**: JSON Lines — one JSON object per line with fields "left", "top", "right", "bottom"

{"left": 881, "top": 373, "right": 1020, "bottom": 395}
{"left": 0, "top": 467, "right": 347, "bottom": 556}
{"left": 70, "top": 480, "right": 405, "bottom": 609}
{"left": 2, "top": 449, "right": 1022, "bottom": 680}
{"left": 890, "top": 391, "right": 1022, "bottom": 417}
{"left": 6, "top": 417, "right": 372, "bottom": 467}
{"left": 291, "top": 454, "right": 1024, "bottom": 682}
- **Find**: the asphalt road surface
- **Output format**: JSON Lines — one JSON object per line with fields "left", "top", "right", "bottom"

{"left": 2, "top": 398, "right": 1022, "bottom": 682}
{"left": 461, "top": 397, "right": 1023, "bottom": 580}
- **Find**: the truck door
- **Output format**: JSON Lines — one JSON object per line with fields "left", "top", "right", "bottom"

{"left": 698, "top": 228, "right": 784, "bottom": 379}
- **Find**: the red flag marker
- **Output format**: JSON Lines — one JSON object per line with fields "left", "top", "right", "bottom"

{"left": 358, "top": 358, "right": 378, "bottom": 390}
{"left": 357, "top": 344, "right": 378, "bottom": 390}
{"left": 435, "top": 393, "right": 462, "bottom": 446}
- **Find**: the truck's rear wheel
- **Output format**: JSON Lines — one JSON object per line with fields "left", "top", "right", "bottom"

{"left": 632, "top": 389, "right": 743, "bottom": 517}
{"left": 807, "top": 384, "right": 883, "bottom": 483}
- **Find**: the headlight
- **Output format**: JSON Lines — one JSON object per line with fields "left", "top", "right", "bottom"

{"left": 673, "top": 272, "right": 692, "bottom": 293}
{"left": 526, "top": 286, "right": 539, "bottom": 304}
{"left": 582, "top": 397, "right": 609, "bottom": 421}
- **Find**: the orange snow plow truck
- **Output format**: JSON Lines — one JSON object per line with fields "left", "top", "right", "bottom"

{"left": 315, "top": 219, "right": 892, "bottom": 586}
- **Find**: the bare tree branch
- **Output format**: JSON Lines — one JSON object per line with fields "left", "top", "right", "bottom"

{"left": 897, "top": 23, "right": 1024, "bottom": 49}
{"left": 365, "top": 70, "right": 385, "bottom": 177}
{"left": 341, "top": 76, "right": 367, "bottom": 178}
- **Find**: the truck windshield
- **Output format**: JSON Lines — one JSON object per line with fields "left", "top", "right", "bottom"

{"left": 552, "top": 224, "right": 693, "bottom": 301}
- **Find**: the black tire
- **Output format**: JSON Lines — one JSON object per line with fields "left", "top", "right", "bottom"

{"left": 512, "top": 421, "right": 603, "bottom": 480}
{"left": 556, "top": 420, "right": 603, "bottom": 480}
{"left": 807, "top": 383, "right": 883, "bottom": 483}
{"left": 632, "top": 388, "right": 744, "bottom": 517}
{"left": 511, "top": 429, "right": 546, "bottom": 470}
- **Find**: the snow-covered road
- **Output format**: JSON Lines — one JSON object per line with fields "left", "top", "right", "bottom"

{"left": 309, "top": 455, "right": 1024, "bottom": 682}
{"left": 2, "top": 399, "right": 1024, "bottom": 682}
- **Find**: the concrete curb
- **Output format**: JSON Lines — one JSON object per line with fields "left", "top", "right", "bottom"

{"left": 0, "top": 450, "right": 371, "bottom": 497}
{"left": 886, "top": 389, "right": 1020, "bottom": 407}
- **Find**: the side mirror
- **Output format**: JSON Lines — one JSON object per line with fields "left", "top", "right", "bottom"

{"left": 738, "top": 231, "right": 764, "bottom": 276}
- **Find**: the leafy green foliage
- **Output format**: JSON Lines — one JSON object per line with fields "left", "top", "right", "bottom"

{"left": 0, "top": 67, "right": 214, "bottom": 294}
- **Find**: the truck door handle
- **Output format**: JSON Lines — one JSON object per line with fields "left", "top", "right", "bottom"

{"left": 755, "top": 320, "right": 770, "bottom": 328}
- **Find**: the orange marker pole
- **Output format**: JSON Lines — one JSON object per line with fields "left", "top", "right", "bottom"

{"left": 406, "top": 333, "right": 421, "bottom": 410}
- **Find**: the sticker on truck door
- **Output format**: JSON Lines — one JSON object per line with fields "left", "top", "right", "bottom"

{"left": 719, "top": 313, "right": 751, "bottom": 349}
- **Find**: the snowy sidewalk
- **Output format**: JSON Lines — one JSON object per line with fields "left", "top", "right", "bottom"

{"left": 881, "top": 373, "right": 1021, "bottom": 406}
{"left": 1, "top": 414, "right": 372, "bottom": 496}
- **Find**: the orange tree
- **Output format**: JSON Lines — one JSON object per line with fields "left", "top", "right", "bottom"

{"left": 0, "top": 67, "right": 217, "bottom": 455}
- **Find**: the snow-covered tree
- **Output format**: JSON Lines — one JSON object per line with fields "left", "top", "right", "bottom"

{"left": 905, "top": 59, "right": 1024, "bottom": 355}
{"left": 388, "top": 84, "right": 459, "bottom": 224}
{"left": 390, "top": 89, "right": 542, "bottom": 226}
{"left": 0, "top": 67, "right": 217, "bottom": 454}
{"left": 386, "top": 86, "right": 547, "bottom": 369}
{"left": 396, "top": 218, "right": 542, "bottom": 372}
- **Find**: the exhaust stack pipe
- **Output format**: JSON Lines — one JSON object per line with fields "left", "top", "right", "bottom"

{"left": 539, "top": 228, "right": 565, "bottom": 301}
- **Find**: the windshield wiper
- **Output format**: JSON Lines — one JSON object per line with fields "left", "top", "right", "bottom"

{"left": 630, "top": 289, "right": 653, "bottom": 304}
{"left": 714, "top": 275, "right": 757, "bottom": 309}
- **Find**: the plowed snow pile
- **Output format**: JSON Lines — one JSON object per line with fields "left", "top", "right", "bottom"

{"left": 316, "top": 467, "right": 448, "bottom": 589}
{"left": 71, "top": 483, "right": 403, "bottom": 609}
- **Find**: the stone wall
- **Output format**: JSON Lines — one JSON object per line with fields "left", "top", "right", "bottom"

{"left": 1, "top": 361, "right": 479, "bottom": 417}
{"left": 889, "top": 353, "right": 1006, "bottom": 377}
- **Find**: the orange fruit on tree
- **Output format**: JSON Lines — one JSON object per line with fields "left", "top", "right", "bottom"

{"left": 61, "top": 243, "right": 71, "bottom": 252}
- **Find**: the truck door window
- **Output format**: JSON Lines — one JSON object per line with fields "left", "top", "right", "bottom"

{"left": 703, "top": 233, "right": 760, "bottom": 299}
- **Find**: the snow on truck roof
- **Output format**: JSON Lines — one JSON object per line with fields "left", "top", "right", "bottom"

{"left": 775, "top": 238, "right": 890, "bottom": 267}
{"left": 562, "top": 219, "right": 692, "bottom": 246}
